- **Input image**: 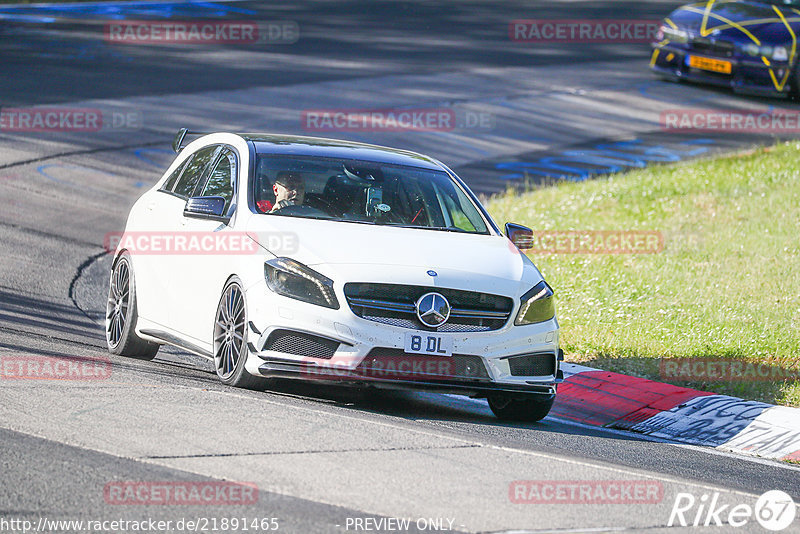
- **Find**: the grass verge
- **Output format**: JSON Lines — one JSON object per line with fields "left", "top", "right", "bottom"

{"left": 487, "top": 142, "right": 800, "bottom": 407}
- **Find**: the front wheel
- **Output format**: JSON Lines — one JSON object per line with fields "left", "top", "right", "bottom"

{"left": 487, "top": 394, "right": 554, "bottom": 422}
{"left": 213, "top": 278, "right": 263, "bottom": 389}
{"left": 106, "top": 253, "right": 159, "bottom": 360}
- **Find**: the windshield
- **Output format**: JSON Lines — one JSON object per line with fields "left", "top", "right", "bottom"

{"left": 252, "top": 155, "right": 489, "bottom": 234}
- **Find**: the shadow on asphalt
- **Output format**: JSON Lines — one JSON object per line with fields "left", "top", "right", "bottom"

{"left": 244, "top": 378, "right": 646, "bottom": 441}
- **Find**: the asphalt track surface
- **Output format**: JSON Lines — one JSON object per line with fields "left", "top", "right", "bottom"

{"left": 1, "top": 1, "right": 800, "bottom": 533}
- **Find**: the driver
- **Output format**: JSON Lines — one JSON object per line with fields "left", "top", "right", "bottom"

{"left": 271, "top": 171, "right": 305, "bottom": 212}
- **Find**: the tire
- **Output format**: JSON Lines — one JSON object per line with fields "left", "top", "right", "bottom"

{"left": 487, "top": 393, "right": 554, "bottom": 422}
{"left": 106, "top": 253, "right": 159, "bottom": 360}
{"left": 213, "top": 278, "right": 263, "bottom": 389}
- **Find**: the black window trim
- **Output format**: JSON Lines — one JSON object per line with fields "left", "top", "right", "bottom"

{"left": 194, "top": 144, "right": 239, "bottom": 199}
{"left": 158, "top": 155, "right": 192, "bottom": 197}
{"left": 191, "top": 144, "right": 240, "bottom": 221}
{"left": 161, "top": 144, "right": 223, "bottom": 201}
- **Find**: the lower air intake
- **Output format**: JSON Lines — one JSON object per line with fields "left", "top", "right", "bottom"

{"left": 263, "top": 330, "right": 339, "bottom": 359}
{"left": 507, "top": 353, "right": 556, "bottom": 377}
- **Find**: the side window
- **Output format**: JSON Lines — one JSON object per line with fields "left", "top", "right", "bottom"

{"left": 199, "top": 148, "right": 236, "bottom": 214}
{"left": 161, "top": 156, "right": 191, "bottom": 193}
{"left": 173, "top": 145, "right": 218, "bottom": 198}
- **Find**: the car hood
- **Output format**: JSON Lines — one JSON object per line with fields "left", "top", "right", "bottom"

{"left": 669, "top": 1, "right": 797, "bottom": 43}
{"left": 244, "top": 214, "right": 542, "bottom": 296}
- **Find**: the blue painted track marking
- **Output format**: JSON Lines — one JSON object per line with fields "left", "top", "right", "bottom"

{"left": 494, "top": 138, "right": 715, "bottom": 182}
{"left": 0, "top": 1, "right": 256, "bottom": 23}
{"left": 133, "top": 148, "right": 175, "bottom": 169}
{"left": 37, "top": 163, "right": 147, "bottom": 191}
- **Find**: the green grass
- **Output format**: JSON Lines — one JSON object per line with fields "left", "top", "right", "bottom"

{"left": 487, "top": 142, "right": 800, "bottom": 406}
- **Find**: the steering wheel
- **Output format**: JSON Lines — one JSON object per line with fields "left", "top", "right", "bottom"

{"left": 304, "top": 194, "right": 337, "bottom": 216}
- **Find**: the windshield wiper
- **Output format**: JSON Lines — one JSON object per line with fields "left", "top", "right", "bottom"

{"left": 373, "top": 223, "right": 474, "bottom": 233}
{"left": 433, "top": 226, "right": 470, "bottom": 233}
{"left": 267, "top": 213, "right": 333, "bottom": 221}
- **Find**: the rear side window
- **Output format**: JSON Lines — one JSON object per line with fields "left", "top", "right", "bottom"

{"left": 161, "top": 157, "right": 190, "bottom": 192}
{"left": 200, "top": 148, "right": 236, "bottom": 215}
{"left": 174, "top": 145, "right": 218, "bottom": 198}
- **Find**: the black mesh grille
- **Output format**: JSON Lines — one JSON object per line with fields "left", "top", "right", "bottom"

{"left": 354, "top": 348, "right": 490, "bottom": 381}
{"left": 263, "top": 330, "right": 339, "bottom": 359}
{"left": 507, "top": 353, "right": 556, "bottom": 377}
{"left": 360, "top": 316, "right": 493, "bottom": 332}
{"left": 689, "top": 38, "right": 734, "bottom": 58}
{"left": 344, "top": 283, "right": 512, "bottom": 331}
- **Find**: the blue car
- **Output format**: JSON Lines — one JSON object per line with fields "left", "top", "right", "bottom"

{"left": 651, "top": 0, "right": 800, "bottom": 97}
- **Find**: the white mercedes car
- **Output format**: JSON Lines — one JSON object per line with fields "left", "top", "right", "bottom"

{"left": 106, "top": 130, "right": 563, "bottom": 421}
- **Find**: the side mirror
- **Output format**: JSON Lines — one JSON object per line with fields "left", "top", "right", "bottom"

{"left": 184, "top": 196, "right": 227, "bottom": 220}
{"left": 505, "top": 222, "right": 533, "bottom": 250}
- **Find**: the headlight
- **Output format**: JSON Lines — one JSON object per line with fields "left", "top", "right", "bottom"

{"left": 772, "top": 46, "right": 789, "bottom": 61}
{"left": 742, "top": 43, "right": 760, "bottom": 56}
{"left": 514, "top": 281, "right": 555, "bottom": 326}
{"left": 264, "top": 258, "right": 339, "bottom": 309}
{"left": 661, "top": 25, "right": 688, "bottom": 44}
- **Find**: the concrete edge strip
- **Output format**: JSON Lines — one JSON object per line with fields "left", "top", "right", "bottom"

{"left": 557, "top": 363, "right": 800, "bottom": 462}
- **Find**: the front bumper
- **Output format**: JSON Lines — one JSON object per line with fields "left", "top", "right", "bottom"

{"left": 243, "top": 278, "right": 561, "bottom": 397}
{"left": 257, "top": 357, "right": 562, "bottom": 398}
{"left": 651, "top": 45, "right": 793, "bottom": 97}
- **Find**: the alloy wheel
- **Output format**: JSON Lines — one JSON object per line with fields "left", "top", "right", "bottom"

{"left": 106, "top": 259, "right": 130, "bottom": 348}
{"left": 214, "top": 283, "right": 246, "bottom": 379}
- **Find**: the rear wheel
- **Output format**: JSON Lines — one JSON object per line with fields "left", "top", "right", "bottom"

{"left": 488, "top": 394, "right": 554, "bottom": 422}
{"left": 106, "top": 253, "right": 159, "bottom": 360}
{"left": 213, "top": 278, "right": 262, "bottom": 389}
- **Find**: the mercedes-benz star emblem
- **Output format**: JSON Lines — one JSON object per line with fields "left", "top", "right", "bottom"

{"left": 415, "top": 292, "right": 451, "bottom": 328}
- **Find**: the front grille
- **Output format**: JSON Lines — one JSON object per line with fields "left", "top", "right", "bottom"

{"left": 263, "top": 329, "right": 339, "bottom": 359}
{"left": 344, "top": 283, "right": 513, "bottom": 331}
{"left": 689, "top": 38, "right": 734, "bottom": 58}
{"left": 355, "top": 348, "right": 491, "bottom": 381}
{"left": 360, "top": 316, "right": 493, "bottom": 332}
{"left": 507, "top": 353, "right": 556, "bottom": 377}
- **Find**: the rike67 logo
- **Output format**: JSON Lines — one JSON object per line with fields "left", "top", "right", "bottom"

{"left": 669, "top": 490, "right": 796, "bottom": 531}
